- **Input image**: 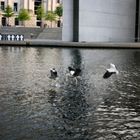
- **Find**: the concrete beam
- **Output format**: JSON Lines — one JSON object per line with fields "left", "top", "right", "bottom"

{"left": 73, "top": 0, "right": 79, "bottom": 42}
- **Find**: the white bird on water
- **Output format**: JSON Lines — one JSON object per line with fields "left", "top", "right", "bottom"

{"left": 68, "top": 66, "right": 81, "bottom": 77}
{"left": 103, "top": 63, "right": 119, "bottom": 79}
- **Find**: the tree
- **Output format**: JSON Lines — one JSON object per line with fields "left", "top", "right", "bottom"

{"left": 4, "top": 5, "right": 14, "bottom": 26}
{"left": 18, "top": 9, "right": 30, "bottom": 26}
{"left": 36, "top": 4, "right": 45, "bottom": 27}
{"left": 55, "top": 4, "right": 63, "bottom": 19}
{"left": 36, "top": 4, "right": 45, "bottom": 20}
{"left": 55, "top": 4, "right": 63, "bottom": 27}
{"left": 45, "top": 11, "right": 57, "bottom": 28}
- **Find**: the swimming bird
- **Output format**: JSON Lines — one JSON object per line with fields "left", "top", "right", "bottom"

{"left": 50, "top": 68, "right": 58, "bottom": 79}
{"left": 68, "top": 66, "right": 81, "bottom": 77}
{"left": 103, "top": 63, "right": 119, "bottom": 79}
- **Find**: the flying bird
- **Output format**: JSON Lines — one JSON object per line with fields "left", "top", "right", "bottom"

{"left": 103, "top": 63, "right": 119, "bottom": 79}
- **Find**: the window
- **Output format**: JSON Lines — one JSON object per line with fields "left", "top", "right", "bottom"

{"left": 14, "top": 3, "right": 18, "bottom": 12}
{"left": 15, "top": 18, "right": 19, "bottom": 26}
{"left": 2, "top": 17, "right": 6, "bottom": 26}
{"left": 1, "top": 1, "right": 5, "bottom": 11}
{"left": 36, "top": 21, "right": 41, "bottom": 26}
{"left": 57, "top": 0, "right": 60, "bottom": 3}
{"left": 34, "top": 0, "right": 42, "bottom": 14}
{"left": 57, "top": 20, "right": 61, "bottom": 27}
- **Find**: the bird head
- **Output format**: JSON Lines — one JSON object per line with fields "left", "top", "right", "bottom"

{"left": 68, "top": 66, "right": 73, "bottom": 71}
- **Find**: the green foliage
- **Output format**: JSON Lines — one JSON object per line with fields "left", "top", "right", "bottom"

{"left": 18, "top": 9, "right": 30, "bottom": 21}
{"left": 3, "top": 5, "right": 14, "bottom": 25}
{"left": 55, "top": 5, "right": 63, "bottom": 18}
{"left": 4, "top": 5, "right": 14, "bottom": 18}
{"left": 36, "top": 4, "right": 45, "bottom": 20}
{"left": 45, "top": 11, "right": 57, "bottom": 22}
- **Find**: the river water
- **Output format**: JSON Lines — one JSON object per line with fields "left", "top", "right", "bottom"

{"left": 0, "top": 47, "right": 140, "bottom": 140}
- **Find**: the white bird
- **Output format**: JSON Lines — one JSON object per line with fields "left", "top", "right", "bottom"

{"left": 66, "top": 67, "right": 82, "bottom": 85}
{"left": 103, "top": 63, "right": 119, "bottom": 79}
{"left": 68, "top": 66, "right": 81, "bottom": 77}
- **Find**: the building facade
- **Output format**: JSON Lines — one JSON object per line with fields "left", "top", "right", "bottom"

{"left": 0, "top": 0, "right": 62, "bottom": 27}
{"left": 62, "top": 0, "right": 139, "bottom": 42}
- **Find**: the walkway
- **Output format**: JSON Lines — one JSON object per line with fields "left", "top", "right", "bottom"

{"left": 0, "top": 39, "right": 140, "bottom": 48}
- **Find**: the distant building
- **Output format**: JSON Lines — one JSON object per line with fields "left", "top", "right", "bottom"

{"left": 0, "top": 0, "right": 62, "bottom": 27}
{"left": 62, "top": 0, "right": 139, "bottom": 42}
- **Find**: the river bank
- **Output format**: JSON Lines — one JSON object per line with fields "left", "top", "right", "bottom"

{"left": 0, "top": 39, "right": 140, "bottom": 48}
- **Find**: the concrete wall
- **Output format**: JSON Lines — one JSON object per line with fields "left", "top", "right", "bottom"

{"left": 79, "top": 0, "right": 136, "bottom": 42}
{"left": 47, "top": 0, "right": 58, "bottom": 11}
{"left": 20, "top": 0, "right": 34, "bottom": 13}
{"left": 62, "top": 0, "right": 73, "bottom": 41}
{"left": 62, "top": 0, "right": 136, "bottom": 42}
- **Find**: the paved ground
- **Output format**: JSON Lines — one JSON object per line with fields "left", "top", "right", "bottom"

{"left": 0, "top": 39, "right": 140, "bottom": 48}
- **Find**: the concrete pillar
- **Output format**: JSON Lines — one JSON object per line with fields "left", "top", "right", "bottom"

{"left": 79, "top": 0, "right": 136, "bottom": 42}
{"left": 62, "top": 0, "right": 73, "bottom": 41}
{"left": 73, "top": 0, "right": 79, "bottom": 42}
{"left": 62, "top": 0, "right": 136, "bottom": 42}
{"left": 135, "top": 0, "right": 139, "bottom": 42}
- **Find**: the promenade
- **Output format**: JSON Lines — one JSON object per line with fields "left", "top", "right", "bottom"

{"left": 0, "top": 39, "right": 140, "bottom": 49}
{"left": 0, "top": 27, "right": 140, "bottom": 48}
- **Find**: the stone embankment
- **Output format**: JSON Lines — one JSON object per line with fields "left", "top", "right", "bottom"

{"left": 0, "top": 27, "right": 140, "bottom": 48}
{"left": 0, "top": 39, "right": 140, "bottom": 49}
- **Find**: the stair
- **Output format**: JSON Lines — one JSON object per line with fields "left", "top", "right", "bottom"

{"left": 0, "top": 27, "right": 43, "bottom": 39}
{"left": 37, "top": 27, "right": 62, "bottom": 40}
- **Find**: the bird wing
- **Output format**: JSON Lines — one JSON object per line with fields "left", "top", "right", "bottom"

{"left": 68, "top": 67, "right": 74, "bottom": 71}
{"left": 107, "top": 63, "right": 119, "bottom": 74}
{"left": 110, "top": 63, "right": 116, "bottom": 69}
{"left": 107, "top": 68, "right": 116, "bottom": 73}
{"left": 103, "top": 71, "right": 113, "bottom": 79}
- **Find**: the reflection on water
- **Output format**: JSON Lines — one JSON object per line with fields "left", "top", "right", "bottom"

{"left": 0, "top": 47, "right": 140, "bottom": 140}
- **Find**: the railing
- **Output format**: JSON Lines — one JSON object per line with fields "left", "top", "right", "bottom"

{"left": 0, "top": 34, "right": 24, "bottom": 41}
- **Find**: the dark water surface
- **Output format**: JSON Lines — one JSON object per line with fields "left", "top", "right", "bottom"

{"left": 0, "top": 47, "right": 140, "bottom": 140}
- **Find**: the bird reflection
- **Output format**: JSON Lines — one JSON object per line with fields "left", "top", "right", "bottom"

{"left": 70, "top": 49, "right": 82, "bottom": 68}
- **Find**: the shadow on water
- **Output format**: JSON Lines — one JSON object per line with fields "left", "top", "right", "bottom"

{"left": 70, "top": 49, "right": 82, "bottom": 68}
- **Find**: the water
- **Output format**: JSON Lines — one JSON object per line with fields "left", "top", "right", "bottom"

{"left": 0, "top": 47, "right": 140, "bottom": 140}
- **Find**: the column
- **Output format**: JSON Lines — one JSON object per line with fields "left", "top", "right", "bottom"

{"left": 73, "top": 0, "right": 79, "bottom": 42}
